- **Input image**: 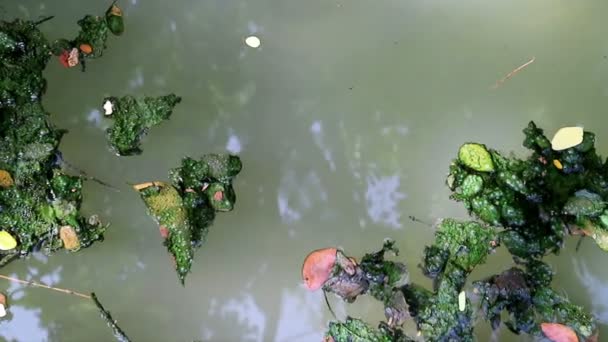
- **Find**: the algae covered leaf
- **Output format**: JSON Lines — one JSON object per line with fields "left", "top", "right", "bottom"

{"left": 104, "top": 94, "right": 181, "bottom": 155}
{"left": 137, "top": 182, "right": 193, "bottom": 284}
{"left": 136, "top": 154, "right": 242, "bottom": 284}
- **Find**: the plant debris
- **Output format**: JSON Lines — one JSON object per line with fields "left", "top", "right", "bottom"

{"left": 135, "top": 154, "right": 242, "bottom": 284}
{"left": 0, "top": 6, "right": 119, "bottom": 268}
{"left": 103, "top": 94, "right": 182, "bottom": 155}
{"left": 312, "top": 121, "right": 603, "bottom": 341}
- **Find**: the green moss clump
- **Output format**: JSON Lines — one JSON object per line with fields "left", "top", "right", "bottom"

{"left": 104, "top": 94, "right": 182, "bottom": 156}
{"left": 322, "top": 122, "right": 602, "bottom": 341}
{"left": 0, "top": 9, "right": 118, "bottom": 266}
{"left": 136, "top": 154, "right": 242, "bottom": 284}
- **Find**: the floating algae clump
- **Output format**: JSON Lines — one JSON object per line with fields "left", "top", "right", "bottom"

{"left": 0, "top": 6, "right": 121, "bottom": 266}
{"left": 103, "top": 94, "right": 182, "bottom": 156}
{"left": 314, "top": 122, "right": 604, "bottom": 341}
{"left": 136, "top": 154, "right": 242, "bottom": 284}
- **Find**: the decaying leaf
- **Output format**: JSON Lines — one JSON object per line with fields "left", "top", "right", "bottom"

{"left": 541, "top": 322, "right": 579, "bottom": 342}
{"left": 60, "top": 225, "right": 81, "bottom": 251}
{"left": 0, "top": 170, "right": 14, "bottom": 188}
{"left": 551, "top": 126, "right": 584, "bottom": 151}
{"left": 302, "top": 247, "right": 337, "bottom": 291}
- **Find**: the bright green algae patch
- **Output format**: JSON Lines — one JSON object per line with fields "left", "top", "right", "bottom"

{"left": 323, "top": 122, "right": 603, "bottom": 341}
{"left": 0, "top": 8, "right": 121, "bottom": 266}
{"left": 104, "top": 94, "right": 182, "bottom": 156}
{"left": 136, "top": 154, "right": 242, "bottom": 284}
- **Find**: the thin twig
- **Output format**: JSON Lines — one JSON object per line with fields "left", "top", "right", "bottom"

{"left": 91, "top": 292, "right": 132, "bottom": 342}
{"left": 491, "top": 57, "right": 536, "bottom": 89}
{"left": 34, "top": 15, "right": 54, "bottom": 26}
{"left": 60, "top": 158, "right": 121, "bottom": 192}
{"left": 0, "top": 274, "right": 91, "bottom": 299}
{"left": 323, "top": 289, "right": 337, "bottom": 319}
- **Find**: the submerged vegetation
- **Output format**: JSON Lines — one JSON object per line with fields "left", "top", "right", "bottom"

{"left": 135, "top": 154, "right": 242, "bottom": 284}
{"left": 314, "top": 122, "right": 604, "bottom": 342}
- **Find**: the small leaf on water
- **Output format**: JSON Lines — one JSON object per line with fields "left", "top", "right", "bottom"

{"left": 132, "top": 181, "right": 166, "bottom": 191}
{"left": 551, "top": 126, "right": 584, "bottom": 151}
{"left": 458, "top": 291, "right": 466, "bottom": 311}
{"left": 0, "top": 231, "right": 17, "bottom": 251}
{"left": 541, "top": 322, "right": 579, "bottom": 342}
{"left": 0, "top": 170, "right": 14, "bottom": 188}
{"left": 458, "top": 143, "right": 494, "bottom": 172}
{"left": 59, "top": 225, "right": 81, "bottom": 251}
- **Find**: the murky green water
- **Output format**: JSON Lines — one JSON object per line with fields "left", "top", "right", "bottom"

{"left": 2, "top": 0, "right": 608, "bottom": 341}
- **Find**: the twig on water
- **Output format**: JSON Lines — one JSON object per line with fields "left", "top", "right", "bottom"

{"left": 0, "top": 274, "right": 91, "bottom": 299}
{"left": 92, "top": 292, "right": 132, "bottom": 342}
{"left": 491, "top": 57, "right": 536, "bottom": 89}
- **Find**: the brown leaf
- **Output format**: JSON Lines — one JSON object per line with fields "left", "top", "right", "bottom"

{"left": 541, "top": 323, "right": 579, "bottom": 342}
{"left": 59, "top": 226, "right": 81, "bottom": 251}
{"left": 301, "top": 248, "right": 337, "bottom": 291}
{"left": 0, "top": 170, "right": 14, "bottom": 188}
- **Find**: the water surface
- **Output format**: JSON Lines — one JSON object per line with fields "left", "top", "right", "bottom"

{"left": 2, "top": 0, "right": 608, "bottom": 341}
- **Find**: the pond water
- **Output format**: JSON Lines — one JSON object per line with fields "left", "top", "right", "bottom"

{"left": 2, "top": 0, "right": 608, "bottom": 341}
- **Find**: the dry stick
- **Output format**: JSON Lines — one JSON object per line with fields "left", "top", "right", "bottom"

{"left": 491, "top": 57, "right": 536, "bottom": 89}
{"left": 0, "top": 274, "right": 91, "bottom": 299}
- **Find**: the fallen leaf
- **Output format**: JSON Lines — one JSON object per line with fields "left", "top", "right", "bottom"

{"left": 551, "top": 127, "right": 584, "bottom": 151}
{"left": 458, "top": 291, "right": 466, "bottom": 311}
{"left": 132, "top": 181, "right": 167, "bottom": 191}
{"left": 59, "top": 225, "right": 81, "bottom": 251}
{"left": 541, "top": 322, "right": 579, "bottom": 342}
{"left": 0, "top": 292, "right": 7, "bottom": 318}
{"left": 0, "top": 231, "right": 17, "bottom": 250}
{"left": 301, "top": 248, "right": 337, "bottom": 291}
{"left": 0, "top": 170, "right": 14, "bottom": 188}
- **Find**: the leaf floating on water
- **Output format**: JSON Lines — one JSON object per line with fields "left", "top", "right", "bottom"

{"left": 0, "top": 170, "right": 14, "bottom": 188}
{"left": 551, "top": 127, "right": 584, "bottom": 151}
{"left": 301, "top": 248, "right": 337, "bottom": 291}
{"left": 541, "top": 323, "right": 579, "bottom": 342}
{"left": 0, "top": 293, "right": 6, "bottom": 318}
{"left": 458, "top": 291, "right": 466, "bottom": 311}
{"left": 60, "top": 225, "right": 81, "bottom": 251}
{"left": 245, "top": 35, "right": 261, "bottom": 48}
{"left": 0, "top": 231, "right": 17, "bottom": 251}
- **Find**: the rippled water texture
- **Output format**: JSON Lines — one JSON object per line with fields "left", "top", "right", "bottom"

{"left": 2, "top": 0, "right": 608, "bottom": 341}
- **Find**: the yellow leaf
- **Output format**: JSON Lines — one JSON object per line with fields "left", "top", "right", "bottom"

{"left": 551, "top": 127, "right": 584, "bottom": 151}
{"left": 0, "top": 231, "right": 17, "bottom": 251}
{"left": 553, "top": 159, "right": 563, "bottom": 170}
{"left": 0, "top": 170, "right": 14, "bottom": 188}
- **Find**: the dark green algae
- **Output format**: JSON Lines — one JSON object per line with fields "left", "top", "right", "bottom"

{"left": 324, "top": 122, "right": 602, "bottom": 342}
{"left": 0, "top": 7, "right": 124, "bottom": 265}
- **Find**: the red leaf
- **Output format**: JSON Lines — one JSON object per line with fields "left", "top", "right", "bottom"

{"left": 541, "top": 323, "right": 579, "bottom": 342}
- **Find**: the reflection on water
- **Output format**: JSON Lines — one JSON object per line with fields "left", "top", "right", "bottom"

{"left": 364, "top": 173, "right": 406, "bottom": 230}
{"left": 0, "top": 306, "right": 49, "bottom": 342}
{"left": 574, "top": 257, "right": 608, "bottom": 324}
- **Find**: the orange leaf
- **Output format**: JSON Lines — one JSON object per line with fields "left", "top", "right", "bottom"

{"left": 301, "top": 248, "right": 337, "bottom": 291}
{"left": 541, "top": 323, "right": 579, "bottom": 342}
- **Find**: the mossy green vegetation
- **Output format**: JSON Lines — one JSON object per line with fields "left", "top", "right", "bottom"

{"left": 322, "top": 122, "right": 603, "bottom": 341}
{"left": 136, "top": 154, "right": 242, "bottom": 284}
{"left": 0, "top": 5, "right": 120, "bottom": 266}
{"left": 104, "top": 94, "right": 182, "bottom": 156}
